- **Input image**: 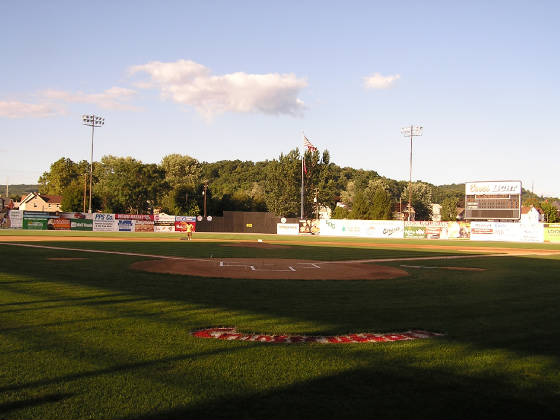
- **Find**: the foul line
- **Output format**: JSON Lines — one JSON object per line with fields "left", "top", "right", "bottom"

{"left": 0, "top": 242, "right": 527, "bottom": 264}
{"left": 0, "top": 242, "right": 203, "bottom": 261}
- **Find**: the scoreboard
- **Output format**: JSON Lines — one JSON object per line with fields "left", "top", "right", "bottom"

{"left": 465, "top": 181, "right": 522, "bottom": 220}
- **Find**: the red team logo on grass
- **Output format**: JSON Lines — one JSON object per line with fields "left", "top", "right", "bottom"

{"left": 192, "top": 327, "right": 444, "bottom": 344}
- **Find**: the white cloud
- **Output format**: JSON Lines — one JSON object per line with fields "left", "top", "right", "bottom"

{"left": 363, "top": 73, "right": 401, "bottom": 89}
{"left": 42, "top": 86, "right": 138, "bottom": 111}
{"left": 129, "top": 59, "right": 307, "bottom": 118}
{"left": 0, "top": 101, "right": 64, "bottom": 118}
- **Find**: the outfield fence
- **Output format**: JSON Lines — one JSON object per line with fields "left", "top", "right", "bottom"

{"left": 6, "top": 210, "right": 560, "bottom": 243}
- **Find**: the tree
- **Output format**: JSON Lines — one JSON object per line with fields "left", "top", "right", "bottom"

{"left": 61, "top": 180, "right": 85, "bottom": 212}
{"left": 401, "top": 182, "right": 433, "bottom": 221}
{"left": 61, "top": 178, "right": 101, "bottom": 212}
{"left": 39, "top": 158, "right": 89, "bottom": 195}
{"left": 160, "top": 154, "right": 202, "bottom": 189}
{"left": 441, "top": 196, "right": 460, "bottom": 221}
{"left": 524, "top": 196, "right": 540, "bottom": 208}
{"left": 160, "top": 185, "right": 200, "bottom": 216}
{"left": 540, "top": 201, "right": 560, "bottom": 223}
{"left": 264, "top": 149, "right": 301, "bottom": 217}
{"left": 369, "top": 188, "right": 392, "bottom": 220}
{"left": 95, "top": 156, "right": 167, "bottom": 214}
{"left": 347, "top": 180, "right": 393, "bottom": 220}
{"left": 349, "top": 192, "right": 370, "bottom": 219}
{"left": 331, "top": 206, "right": 350, "bottom": 219}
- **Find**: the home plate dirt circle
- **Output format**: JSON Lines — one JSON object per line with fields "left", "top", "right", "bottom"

{"left": 130, "top": 258, "right": 409, "bottom": 280}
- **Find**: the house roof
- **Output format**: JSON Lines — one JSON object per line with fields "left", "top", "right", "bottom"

{"left": 41, "top": 195, "right": 62, "bottom": 204}
{"left": 20, "top": 193, "right": 62, "bottom": 205}
{"left": 521, "top": 205, "right": 543, "bottom": 214}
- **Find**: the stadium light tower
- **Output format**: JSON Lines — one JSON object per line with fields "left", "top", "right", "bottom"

{"left": 400, "top": 125, "right": 423, "bottom": 221}
{"left": 82, "top": 114, "right": 104, "bottom": 213}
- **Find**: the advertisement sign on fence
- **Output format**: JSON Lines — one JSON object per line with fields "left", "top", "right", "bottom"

{"left": 115, "top": 214, "right": 154, "bottom": 221}
{"left": 319, "top": 219, "right": 404, "bottom": 238}
{"left": 118, "top": 220, "right": 134, "bottom": 232}
{"left": 71, "top": 219, "right": 93, "bottom": 231}
{"left": 447, "top": 222, "right": 471, "bottom": 239}
{"left": 404, "top": 222, "right": 449, "bottom": 239}
{"left": 520, "top": 223, "right": 544, "bottom": 243}
{"left": 93, "top": 220, "right": 117, "bottom": 232}
{"left": 92, "top": 213, "right": 117, "bottom": 232}
{"left": 470, "top": 222, "right": 522, "bottom": 242}
{"left": 58, "top": 212, "right": 90, "bottom": 220}
{"left": 174, "top": 216, "right": 197, "bottom": 232}
{"left": 8, "top": 210, "right": 23, "bottom": 228}
{"left": 404, "top": 223, "right": 426, "bottom": 239}
{"left": 134, "top": 220, "right": 154, "bottom": 232}
{"left": 23, "top": 211, "right": 57, "bottom": 219}
{"left": 491, "top": 222, "right": 521, "bottom": 242}
{"left": 23, "top": 218, "right": 48, "bottom": 230}
{"left": 299, "top": 219, "right": 320, "bottom": 234}
{"left": 363, "top": 220, "right": 404, "bottom": 238}
{"left": 470, "top": 222, "right": 494, "bottom": 240}
{"left": 277, "top": 223, "right": 299, "bottom": 235}
{"left": 319, "top": 219, "right": 361, "bottom": 236}
{"left": 53, "top": 218, "right": 71, "bottom": 230}
{"left": 544, "top": 223, "right": 560, "bottom": 243}
{"left": 154, "top": 214, "right": 176, "bottom": 232}
{"left": 93, "top": 213, "right": 115, "bottom": 222}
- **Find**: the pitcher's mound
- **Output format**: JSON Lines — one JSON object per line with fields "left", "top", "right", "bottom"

{"left": 131, "top": 258, "right": 408, "bottom": 280}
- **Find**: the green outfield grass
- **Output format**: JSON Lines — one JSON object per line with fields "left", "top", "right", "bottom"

{"left": 1, "top": 232, "right": 560, "bottom": 419}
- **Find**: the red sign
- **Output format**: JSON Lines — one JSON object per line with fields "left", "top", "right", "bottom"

{"left": 52, "top": 218, "right": 71, "bottom": 230}
{"left": 174, "top": 221, "right": 196, "bottom": 232}
{"left": 115, "top": 214, "right": 154, "bottom": 221}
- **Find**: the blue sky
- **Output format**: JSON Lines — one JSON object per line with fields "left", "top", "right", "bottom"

{"left": 1, "top": 1, "right": 559, "bottom": 197}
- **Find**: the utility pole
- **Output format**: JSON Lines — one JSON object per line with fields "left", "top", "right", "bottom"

{"left": 83, "top": 173, "right": 87, "bottom": 213}
{"left": 400, "top": 125, "right": 423, "bottom": 221}
{"left": 314, "top": 188, "right": 319, "bottom": 220}
{"left": 202, "top": 181, "right": 208, "bottom": 218}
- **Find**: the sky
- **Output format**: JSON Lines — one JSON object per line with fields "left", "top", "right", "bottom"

{"left": 1, "top": 1, "right": 559, "bottom": 197}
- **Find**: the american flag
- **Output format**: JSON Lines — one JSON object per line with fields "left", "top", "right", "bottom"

{"left": 303, "top": 135, "right": 318, "bottom": 151}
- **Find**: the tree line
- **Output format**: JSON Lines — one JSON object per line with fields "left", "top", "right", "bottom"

{"left": 35, "top": 150, "right": 559, "bottom": 222}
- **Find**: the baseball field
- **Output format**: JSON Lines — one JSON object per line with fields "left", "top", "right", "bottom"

{"left": 1, "top": 230, "right": 560, "bottom": 419}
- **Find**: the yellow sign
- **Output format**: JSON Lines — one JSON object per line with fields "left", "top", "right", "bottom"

{"left": 544, "top": 223, "right": 560, "bottom": 242}
{"left": 246, "top": 224, "right": 253, "bottom": 228}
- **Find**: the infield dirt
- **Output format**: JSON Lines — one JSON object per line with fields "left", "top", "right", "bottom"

{"left": 130, "top": 258, "right": 409, "bottom": 280}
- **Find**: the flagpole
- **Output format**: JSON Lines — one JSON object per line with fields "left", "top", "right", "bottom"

{"left": 300, "top": 131, "right": 305, "bottom": 219}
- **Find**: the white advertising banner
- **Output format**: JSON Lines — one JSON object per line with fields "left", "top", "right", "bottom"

{"left": 154, "top": 214, "right": 175, "bottom": 223}
{"left": 470, "top": 222, "right": 494, "bottom": 241}
{"left": 362, "top": 220, "right": 404, "bottom": 238}
{"left": 320, "top": 219, "right": 363, "bottom": 237}
{"left": 405, "top": 221, "right": 449, "bottom": 239}
{"left": 491, "top": 222, "right": 521, "bottom": 242}
{"left": 118, "top": 220, "right": 134, "bottom": 232}
{"left": 466, "top": 181, "right": 521, "bottom": 195}
{"left": 154, "top": 213, "right": 176, "bottom": 232}
{"left": 471, "top": 221, "right": 523, "bottom": 242}
{"left": 520, "top": 223, "right": 544, "bottom": 243}
{"left": 93, "top": 220, "right": 119, "bottom": 232}
{"left": 277, "top": 223, "right": 299, "bottom": 235}
{"left": 93, "top": 213, "right": 116, "bottom": 222}
{"left": 319, "top": 219, "right": 404, "bottom": 238}
{"left": 8, "top": 210, "right": 23, "bottom": 228}
{"left": 154, "top": 224, "right": 175, "bottom": 232}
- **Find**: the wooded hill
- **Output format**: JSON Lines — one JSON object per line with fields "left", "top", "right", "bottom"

{"left": 0, "top": 185, "right": 39, "bottom": 200}
{"left": 11, "top": 150, "right": 560, "bottom": 222}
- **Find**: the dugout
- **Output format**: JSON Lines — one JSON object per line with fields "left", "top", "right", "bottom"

{"left": 465, "top": 181, "right": 521, "bottom": 221}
